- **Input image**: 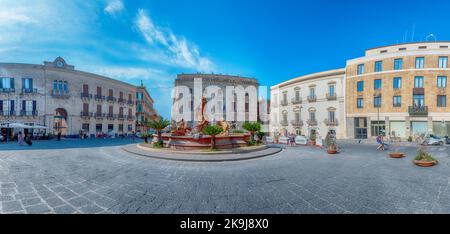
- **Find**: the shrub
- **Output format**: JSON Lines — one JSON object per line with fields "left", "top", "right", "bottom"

{"left": 203, "top": 125, "right": 224, "bottom": 149}
{"left": 153, "top": 141, "right": 164, "bottom": 148}
{"left": 415, "top": 149, "right": 436, "bottom": 162}
{"left": 256, "top": 131, "right": 265, "bottom": 143}
{"left": 407, "top": 136, "right": 413, "bottom": 142}
{"left": 231, "top": 129, "right": 246, "bottom": 134}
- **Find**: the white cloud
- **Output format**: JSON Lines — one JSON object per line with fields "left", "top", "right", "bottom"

{"left": 0, "top": 10, "right": 36, "bottom": 25}
{"left": 104, "top": 0, "right": 124, "bottom": 16}
{"left": 135, "top": 9, "right": 215, "bottom": 72}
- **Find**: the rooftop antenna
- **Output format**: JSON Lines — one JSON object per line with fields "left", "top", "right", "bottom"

{"left": 426, "top": 34, "right": 437, "bottom": 42}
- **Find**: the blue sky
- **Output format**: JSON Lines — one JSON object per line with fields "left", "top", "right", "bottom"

{"left": 1, "top": 0, "right": 450, "bottom": 118}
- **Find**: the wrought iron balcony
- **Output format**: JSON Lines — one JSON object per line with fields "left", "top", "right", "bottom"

{"left": 291, "top": 120, "right": 304, "bottom": 127}
{"left": 280, "top": 100, "right": 288, "bottom": 106}
{"left": 118, "top": 114, "right": 125, "bottom": 120}
{"left": 326, "top": 93, "right": 337, "bottom": 101}
{"left": 0, "top": 88, "right": 15, "bottom": 93}
{"left": 21, "top": 88, "right": 38, "bottom": 94}
{"left": 94, "top": 95, "right": 105, "bottom": 101}
{"left": 307, "top": 119, "right": 318, "bottom": 126}
{"left": 51, "top": 90, "right": 70, "bottom": 98}
{"left": 80, "top": 112, "right": 93, "bottom": 118}
{"left": 324, "top": 118, "right": 339, "bottom": 126}
{"left": 291, "top": 97, "right": 302, "bottom": 105}
{"left": 106, "top": 113, "right": 116, "bottom": 120}
{"left": 409, "top": 106, "right": 428, "bottom": 116}
{"left": 80, "top": 92, "right": 92, "bottom": 99}
{"left": 20, "top": 110, "right": 38, "bottom": 117}
{"left": 95, "top": 112, "right": 105, "bottom": 119}
{"left": 0, "top": 111, "right": 16, "bottom": 117}
{"left": 106, "top": 96, "right": 116, "bottom": 102}
{"left": 307, "top": 95, "right": 317, "bottom": 102}
{"left": 280, "top": 120, "right": 289, "bottom": 126}
{"left": 118, "top": 98, "right": 126, "bottom": 104}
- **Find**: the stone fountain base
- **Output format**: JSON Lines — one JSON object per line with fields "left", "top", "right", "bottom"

{"left": 154, "top": 134, "right": 251, "bottom": 150}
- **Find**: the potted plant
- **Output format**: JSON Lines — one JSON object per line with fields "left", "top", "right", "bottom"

{"left": 324, "top": 133, "right": 338, "bottom": 154}
{"left": 202, "top": 125, "right": 224, "bottom": 150}
{"left": 309, "top": 132, "right": 316, "bottom": 146}
{"left": 389, "top": 131, "right": 405, "bottom": 158}
{"left": 414, "top": 148, "right": 438, "bottom": 167}
{"left": 147, "top": 116, "right": 170, "bottom": 148}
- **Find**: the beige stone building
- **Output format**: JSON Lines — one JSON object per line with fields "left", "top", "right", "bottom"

{"left": 172, "top": 73, "right": 259, "bottom": 130}
{"left": 136, "top": 83, "right": 159, "bottom": 133}
{"left": 346, "top": 42, "right": 450, "bottom": 139}
{"left": 270, "top": 69, "right": 346, "bottom": 139}
{"left": 0, "top": 57, "right": 157, "bottom": 137}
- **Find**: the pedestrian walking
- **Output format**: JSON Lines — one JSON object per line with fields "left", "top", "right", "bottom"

{"left": 18, "top": 131, "right": 24, "bottom": 146}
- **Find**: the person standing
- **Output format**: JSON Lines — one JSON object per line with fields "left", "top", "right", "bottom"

{"left": 57, "top": 131, "right": 62, "bottom": 141}
{"left": 18, "top": 131, "right": 24, "bottom": 146}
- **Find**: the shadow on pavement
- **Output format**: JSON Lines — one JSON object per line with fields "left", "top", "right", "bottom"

{"left": 0, "top": 138, "right": 143, "bottom": 151}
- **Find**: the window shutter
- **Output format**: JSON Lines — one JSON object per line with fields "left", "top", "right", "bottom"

{"left": 10, "top": 100, "right": 14, "bottom": 112}
{"left": 0, "top": 100, "right": 3, "bottom": 111}
{"left": 30, "top": 79, "right": 33, "bottom": 89}
{"left": 22, "top": 78, "right": 25, "bottom": 89}
{"left": 33, "top": 101, "right": 37, "bottom": 111}
{"left": 10, "top": 78, "right": 14, "bottom": 89}
{"left": 22, "top": 100, "right": 26, "bottom": 111}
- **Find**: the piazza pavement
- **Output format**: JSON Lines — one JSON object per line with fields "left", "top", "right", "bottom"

{"left": 1, "top": 139, "right": 450, "bottom": 214}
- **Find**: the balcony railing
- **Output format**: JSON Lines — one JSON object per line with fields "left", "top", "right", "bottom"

{"left": 307, "top": 95, "right": 317, "bottom": 102}
{"left": 127, "top": 115, "right": 134, "bottom": 120}
{"left": 307, "top": 119, "right": 318, "bottom": 126}
{"left": 291, "top": 120, "right": 304, "bottom": 127}
{"left": 106, "top": 96, "right": 116, "bottom": 102}
{"left": 21, "top": 88, "right": 38, "bottom": 94}
{"left": 80, "top": 93, "right": 92, "bottom": 99}
{"left": 0, "top": 111, "right": 16, "bottom": 117}
{"left": 80, "top": 112, "right": 93, "bottom": 118}
{"left": 51, "top": 90, "right": 70, "bottom": 98}
{"left": 118, "top": 114, "right": 125, "bottom": 120}
{"left": 324, "top": 118, "right": 339, "bottom": 126}
{"left": 20, "top": 110, "right": 38, "bottom": 117}
{"left": 280, "top": 120, "right": 289, "bottom": 126}
{"left": 94, "top": 95, "right": 105, "bottom": 101}
{"left": 326, "top": 93, "right": 337, "bottom": 101}
{"left": 280, "top": 100, "right": 288, "bottom": 106}
{"left": 118, "top": 98, "right": 126, "bottom": 104}
{"left": 95, "top": 112, "right": 105, "bottom": 118}
{"left": 0, "top": 88, "right": 15, "bottom": 93}
{"left": 291, "top": 97, "right": 302, "bottom": 105}
{"left": 106, "top": 114, "right": 116, "bottom": 120}
{"left": 409, "top": 106, "right": 428, "bottom": 116}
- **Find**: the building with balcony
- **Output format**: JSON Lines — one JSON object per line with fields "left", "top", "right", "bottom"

{"left": 270, "top": 69, "right": 345, "bottom": 138}
{"left": 0, "top": 57, "right": 158, "bottom": 137}
{"left": 136, "top": 82, "right": 159, "bottom": 133}
{"left": 346, "top": 42, "right": 450, "bottom": 139}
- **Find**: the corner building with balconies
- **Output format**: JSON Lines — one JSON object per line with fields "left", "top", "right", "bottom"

{"left": 0, "top": 57, "right": 157, "bottom": 137}
{"left": 346, "top": 42, "right": 450, "bottom": 139}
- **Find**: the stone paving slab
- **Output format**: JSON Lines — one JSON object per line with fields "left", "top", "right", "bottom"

{"left": 122, "top": 144, "right": 283, "bottom": 162}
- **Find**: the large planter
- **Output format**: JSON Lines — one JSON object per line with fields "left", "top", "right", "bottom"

{"left": 389, "top": 152, "right": 405, "bottom": 158}
{"left": 327, "top": 150, "right": 338, "bottom": 154}
{"left": 414, "top": 160, "right": 437, "bottom": 167}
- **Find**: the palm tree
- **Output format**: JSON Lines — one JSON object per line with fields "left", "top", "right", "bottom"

{"left": 147, "top": 116, "right": 170, "bottom": 145}
{"left": 242, "top": 122, "right": 262, "bottom": 143}
{"left": 202, "top": 125, "right": 224, "bottom": 150}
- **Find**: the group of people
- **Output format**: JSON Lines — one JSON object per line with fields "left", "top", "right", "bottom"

{"left": 17, "top": 131, "right": 33, "bottom": 146}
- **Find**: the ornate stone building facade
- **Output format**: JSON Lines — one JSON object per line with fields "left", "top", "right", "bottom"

{"left": 270, "top": 69, "right": 346, "bottom": 139}
{"left": 136, "top": 83, "right": 159, "bottom": 133}
{"left": 172, "top": 73, "right": 259, "bottom": 130}
{"left": 0, "top": 57, "right": 157, "bottom": 137}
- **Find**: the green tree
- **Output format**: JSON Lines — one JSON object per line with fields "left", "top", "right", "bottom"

{"left": 147, "top": 116, "right": 170, "bottom": 145}
{"left": 242, "top": 122, "right": 262, "bottom": 143}
{"left": 202, "top": 125, "right": 224, "bottom": 150}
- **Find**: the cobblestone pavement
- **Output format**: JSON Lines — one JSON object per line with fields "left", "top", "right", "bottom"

{"left": 1, "top": 140, "right": 450, "bottom": 214}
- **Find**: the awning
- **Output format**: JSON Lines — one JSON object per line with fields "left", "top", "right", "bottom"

{"left": 0, "top": 123, "right": 49, "bottom": 129}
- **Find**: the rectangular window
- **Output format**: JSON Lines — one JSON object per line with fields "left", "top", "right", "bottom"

{"left": 438, "top": 95, "right": 447, "bottom": 107}
{"left": 82, "top": 124, "right": 90, "bottom": 132}
{"left": 438, "top": 76, "right": 447, "bottom": 88}
{"left": 374, "top": 79, "right": 382, "bottom": 90}
{"left": 393, "top": 77, "right": 402, "bottom": 89}
{"left": 439, "top": 56, "right": 448, "bottom": 68}
{"left": 374, "top": 96, "right": 381, "bottom": 107}
{"left": 394, "top": 59, "right": 403, "bottom": 70}
{"left": 357, "top": 81, "right": 364, "bottom": 92}
{"left": 0, "top": 78, "right": 14, "bottom": 89}
{"left": 295, "top": 112, "right": 300, "bottom": 122}
{"left": 22, "top": 78, "right": 33, "bottom": 90}
{"left": 414, "top": 76, "right": 424, "bottom": 88}
{"left": 309, "top": 112, "right": 316, "bottom": 121}
{"left": 374, "top": 61, "right": 383, "bottom": 72}
{"left": 393, "top": 96, "right": 402, "bottom": 107}
{"left": 413, "top": 95, "right": 425, "bottom": 107}
{"left": 357, "top": 98, "right": 364, "bottom": 108}
{"left": 357, "top": 64, "right": 365, "bottom": 75}
{"left": 329, "top": 85, "right": 335, "bottom": 96}
{"left": 415, "top": 57, "right": 425, "bottom": 69}
{"left": 136, "top": 92, "right": 143, "bottom": 100}
{"left": 328, "top": 111, "right": 335, "bottom": 122}
{"left": 63, "top": 81, "right": 68, "bottom": 93}
{"left": 309, "top": 88, "right": 315, "bottom": 97}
